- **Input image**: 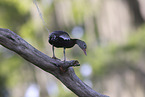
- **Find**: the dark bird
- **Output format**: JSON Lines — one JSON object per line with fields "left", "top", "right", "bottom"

{"left": 48, "top": 31, "right": 87, "bottom": 62}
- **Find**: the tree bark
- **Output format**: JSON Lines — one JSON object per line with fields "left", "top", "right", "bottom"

{"left": 126, "top": 0, "right": 145, "bottom": 27}
{"left": 0, "top": 28, "right": 108, "bottom": 97}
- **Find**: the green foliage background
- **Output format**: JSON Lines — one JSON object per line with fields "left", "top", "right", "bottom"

{"left": 0, "top": 0, "right": 145, "bottom": 97}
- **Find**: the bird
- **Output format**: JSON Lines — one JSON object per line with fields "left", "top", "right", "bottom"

{"left": 48, "top": 31, "right": 87, "bottom": 62}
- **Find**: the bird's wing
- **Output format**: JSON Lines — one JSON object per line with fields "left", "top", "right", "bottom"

{"left": 59, "top": 33, "right": 70, "bottom": 40}
{"left": 49, "top": 31, "right": 71, "bottom": 40}
{"left": 59, "top": 34, "right": 70, "bottom": 40}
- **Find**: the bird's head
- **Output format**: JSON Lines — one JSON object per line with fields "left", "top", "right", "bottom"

{"left": 76, "top": 40, "right": 87, "bottom": 56}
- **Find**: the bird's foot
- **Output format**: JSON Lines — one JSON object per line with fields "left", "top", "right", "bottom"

{"left": 52, "top": 56, "right": 57, "bottom": 59}
{"left": 52, "top": 56, "right": 61, "bottom": 60}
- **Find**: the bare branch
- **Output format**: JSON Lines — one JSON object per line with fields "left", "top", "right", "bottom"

{"left": 0, "top": 28, "right": 108, "bottom": 97}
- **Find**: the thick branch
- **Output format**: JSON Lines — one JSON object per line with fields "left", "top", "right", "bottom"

{"left": 0, "top": 28, "right": 108, "bottom": 97}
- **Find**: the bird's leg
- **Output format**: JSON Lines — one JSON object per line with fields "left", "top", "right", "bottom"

{"left": 52, "top": 45, "right": 57, "bottom": 59}
{"left": 59, "top": 48, "right": 66, "bottom": 73}
{"left": 63, "top": 47, "right": 66, "bottom": 62}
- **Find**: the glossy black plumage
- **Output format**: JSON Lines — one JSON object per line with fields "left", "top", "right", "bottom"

{"left": 48, "top": 31, "right": 87, "bottom": 61}
{"left": 49, "top": 31, "right": 76, "bottom": 48}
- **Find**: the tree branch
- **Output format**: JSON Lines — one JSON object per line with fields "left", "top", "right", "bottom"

{"left": 0, "top": 28, "right": 108, "bottom": 97}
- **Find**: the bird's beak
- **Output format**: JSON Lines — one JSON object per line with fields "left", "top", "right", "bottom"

{"left": 83, "top": 49, "right": 87, "bottom": 56}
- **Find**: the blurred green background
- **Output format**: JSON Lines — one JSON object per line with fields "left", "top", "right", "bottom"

{"left": 0, "top": 0, "right": 145, "bottom": 97}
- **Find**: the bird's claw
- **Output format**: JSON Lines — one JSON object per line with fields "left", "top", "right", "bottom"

{"left": 52, "top": 56, "right": 61, "bottom": 60}
{"left": 52, "top": 56, "right": 57, "bottom": 59}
